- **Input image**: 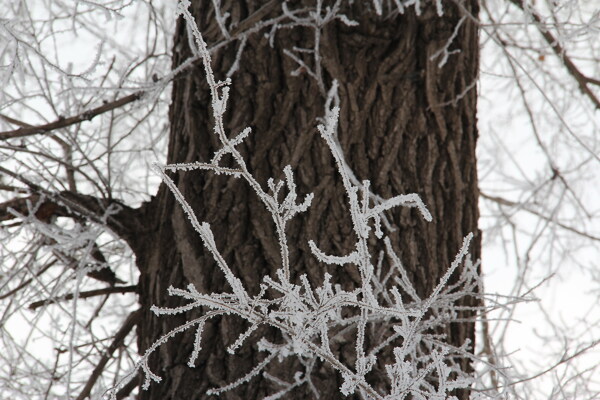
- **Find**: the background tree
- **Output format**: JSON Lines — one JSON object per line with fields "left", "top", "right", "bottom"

{"left": 0, "top": 1, "right": 598, "bottom": 399}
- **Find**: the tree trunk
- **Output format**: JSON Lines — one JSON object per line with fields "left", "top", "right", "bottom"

{"left": 135, "top": 1, "right": 480, "bottom": 399}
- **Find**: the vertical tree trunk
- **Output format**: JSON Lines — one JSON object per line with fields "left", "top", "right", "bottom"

{"left": 136, "top": 1, "right": 480, "bottom": 399}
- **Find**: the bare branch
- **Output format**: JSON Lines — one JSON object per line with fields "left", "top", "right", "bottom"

{"left": 28, "top": 285, "right": 137, "bottom": 310}
{"left": 0, "top": 93, "right": 143, "bottom": 141}
{"left": 509, "top": 0, "right": 600, "bottom": 109}
{"left": 75, "top": 309, "right": 142, "bottom": 400}
{"left": 0, "top": 259, "right": 57, "bottom": 300}
{"left": 114, "top": 374, "right": 140, "bottom": 400}
{"left": 0, "top": 167, "right": 145, "bottom": 249}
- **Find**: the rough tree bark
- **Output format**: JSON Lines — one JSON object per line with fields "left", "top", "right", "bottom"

{"left": 135, "top": 1, "right": 480, "bottom": 399}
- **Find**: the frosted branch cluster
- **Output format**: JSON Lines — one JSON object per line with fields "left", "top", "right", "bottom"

{"left": 109, "top": 2, "right": 481, "bottom": 399}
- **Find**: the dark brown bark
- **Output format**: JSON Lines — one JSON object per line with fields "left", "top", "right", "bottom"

{"left": 136, "top": 1, "right": 480, "bottom": 399}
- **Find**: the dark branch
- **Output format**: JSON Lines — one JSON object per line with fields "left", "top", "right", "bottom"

{"left": 0, "top": 192, "right": 130, "bottom": 284}
{"left": 28, "top": 285, "right": 137, "bottom": 310}
{"left": 0, "top": 92, "right": 143, "bottom": 141}
{"left": 509, "top": 0, "right": 600, "bottom": 109}
{"left": 115, "top": 374, "right": 140, "bottom": 400}
{"left": 0, "top": 259, "right": 57, "bottom": 300}
{"left": 0, "top": 167, "right": 146, "bottom": 249}
{"left": 0, "top": 195, "right": 61, "bottom": 223}
{"left": 0, "top": 183, "right": 29, "bottom": 194}
{"left": 229, "top": 0, "right": 279, "bottom": 36}
{"left": 75, "top": 309, "right": 142, "bottom": 400}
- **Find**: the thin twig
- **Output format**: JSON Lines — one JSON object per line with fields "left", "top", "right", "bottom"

{"left": 481, "top": 192, "right": 600, "bottom": 242}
